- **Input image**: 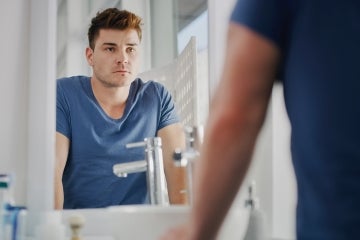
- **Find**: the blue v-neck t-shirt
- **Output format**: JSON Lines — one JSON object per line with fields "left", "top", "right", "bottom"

{"left": 56, "top": 76, "right": 179, "bottom": 208}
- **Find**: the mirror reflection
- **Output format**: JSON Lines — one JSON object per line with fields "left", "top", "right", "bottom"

{"left": 56, "top": 0, "right": 208, "bottom": 209}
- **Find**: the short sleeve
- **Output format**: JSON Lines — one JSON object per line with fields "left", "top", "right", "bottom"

{"left": 230, "top": 0, "right": 291, "bottom": 49}
{"left": 156, "top": 84, "right": 179, "bottom": 130}
{"left": 56, "top": 80, "right": 71, "bottom": 139}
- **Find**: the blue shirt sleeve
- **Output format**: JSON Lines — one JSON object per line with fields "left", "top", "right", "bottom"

{"left": 153, "top": 82, "right": 180, "bottom": 130}
{"left": 151, "top": 81, "right": 180, "bottom": 130}
{"left": 56, "top": 79, "right": 71, "bottom": 139}
{"left": 230, "top": 0, "right": 291, "bottom": 49}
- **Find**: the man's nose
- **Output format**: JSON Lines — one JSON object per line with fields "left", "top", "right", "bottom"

{"left": 116, "top": 52, "right": 128, "bottom": 64}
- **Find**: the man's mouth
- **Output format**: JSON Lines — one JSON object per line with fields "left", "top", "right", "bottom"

{"left": 114, "top": 70, "right": 129, "bottom": 74}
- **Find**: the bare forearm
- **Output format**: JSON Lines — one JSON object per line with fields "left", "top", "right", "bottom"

{"left": 54, "top": 176, "right": 64, "bottom": 209}
{"left": 158, "top": 124, "right": 187, "bottom": 204}
{"left": 189, "top": 65, "right": 271, "bottom": 238}
{"left": 55, "top": 132, "right": 70, "bottom": 210}
{"left": 189, "top": 110, "right": 261, "bottom": 239}
{"left": 166, "top": 166, "right": 188, "bottom": 204}
{"left": 163, "top": 140, "right": 188, "bottom": 204}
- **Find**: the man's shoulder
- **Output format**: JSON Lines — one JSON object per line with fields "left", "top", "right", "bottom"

{"left": 135, "top": 77, "right": 162, "bottom": 87}
{"left": 57, "top": 75, "right": 89, "bottom": 87}
{"left": 135, "top": 78, "right": 168, "bottom": 94}
{"left": 57, "top": 76, "right": 90, "bottom": 100}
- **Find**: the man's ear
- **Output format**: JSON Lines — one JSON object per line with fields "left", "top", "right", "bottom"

{"left": 85, "top": 47, "right": 94, "bottom": 66}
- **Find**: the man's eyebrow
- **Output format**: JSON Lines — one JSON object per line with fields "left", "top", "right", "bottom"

{"left": 101, "top": 42, "right": 138, "bottom": 47}
{"left": 126, "top": 43, "right": 138, "bottom": 46}
{"left": 102, "top": 42, "right": 117, "bottom": 46}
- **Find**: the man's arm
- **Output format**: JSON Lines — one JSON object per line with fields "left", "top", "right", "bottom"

{"left": 160, "top": 23, "right": 280, "bottom": 239}
{"left": 54, "top": 132, "right": 70, "bottom": 209}
{"left": 158, "top": 123, "right": 187, "bottom": 204}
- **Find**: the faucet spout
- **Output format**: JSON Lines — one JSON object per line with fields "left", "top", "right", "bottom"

{"left": 113, "top": 160, "right": 147, "bottom": 177}
{"left": 112, "top": 137, "right": 169, "bottom": 205}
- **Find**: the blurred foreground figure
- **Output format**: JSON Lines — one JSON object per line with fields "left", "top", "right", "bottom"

{"left": 160, "top": 0, "right": 360, "bottom": 239}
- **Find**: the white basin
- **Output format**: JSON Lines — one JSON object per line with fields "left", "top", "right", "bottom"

{"left": 57, "top": 205, "right": 249, "bottom": 240}
{"left": 19, "top": 205, "right": 248, "bottom": 239}
{"left": 108, "top": 205, "right": 249, "bottom": 240}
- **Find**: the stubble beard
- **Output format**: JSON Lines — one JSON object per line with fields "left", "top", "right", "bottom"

{"left": 95, "top": 73, "right": 135, "bottom": 88}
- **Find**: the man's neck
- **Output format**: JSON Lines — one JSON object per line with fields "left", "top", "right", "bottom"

{"left": 91, "top": 77, "right": 132, "bottom": 118}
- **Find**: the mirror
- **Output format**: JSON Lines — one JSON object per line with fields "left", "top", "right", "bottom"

{"left": 56, "top": 0, "right": 208, "bottom": 209}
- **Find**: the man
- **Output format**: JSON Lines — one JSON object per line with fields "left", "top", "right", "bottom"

{"left": 161, "top": 0, "right": 360, "bottom": 239}
{"left": 55, "top": 8, "right": 186, "bottom": 209}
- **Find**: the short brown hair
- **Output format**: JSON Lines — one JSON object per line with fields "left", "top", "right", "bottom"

{"left": 88, "top": 8, "right": 143, "bottom": 49}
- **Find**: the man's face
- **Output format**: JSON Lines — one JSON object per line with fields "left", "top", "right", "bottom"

{"left": 86, "top": 28, "right": 141, "bottom": 88}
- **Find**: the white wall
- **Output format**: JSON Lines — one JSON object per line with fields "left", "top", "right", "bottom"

{"left": 27, "top": 0, "right": 57, "bottom": 211}
{"left": 272, "top": 84, "right": 296, "bottom": 238}
{"left": 208, "top": 0, "right": 296, "bottom": 239}
{"left": 64, "top": 1, "right": 89, "bottom": 77}
{"left": 0, "top": 0, "right": 57, "bottom": 235}
{"left": 0, "top": 0, "right": 30, "bottom": 206}
{"left": 149, "top": 0, "right": 177, "bottom": 68}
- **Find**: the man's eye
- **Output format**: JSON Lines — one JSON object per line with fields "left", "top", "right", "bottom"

{"left": 106, "top": 47, "right": 115, "bottom": 52}
{"left": 127, "top": 47, "right": 135, "bottom": 53}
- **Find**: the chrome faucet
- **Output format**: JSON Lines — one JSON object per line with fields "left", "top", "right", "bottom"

{"left": 173, "top": 126, "right": 203, "bottom": 205}
{"left": 113, "top": 137, "right": 169, "bottom": 205}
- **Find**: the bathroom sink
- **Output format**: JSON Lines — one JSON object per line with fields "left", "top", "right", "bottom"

{"left": 108, "top": 205, "right": 249, "bottom": 240}
{"left": 59, "top": 205, "right": 248, "bottom": 239}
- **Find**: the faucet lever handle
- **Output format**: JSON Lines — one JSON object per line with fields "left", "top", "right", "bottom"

{"left": 126, "top": 141, "right": 146, "bottom": 149}
{"left": 173, "top": 148, "right": 188, "bottom": 167}
{"left": 126, "top": 137, "right": 162, "bottom": 149}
